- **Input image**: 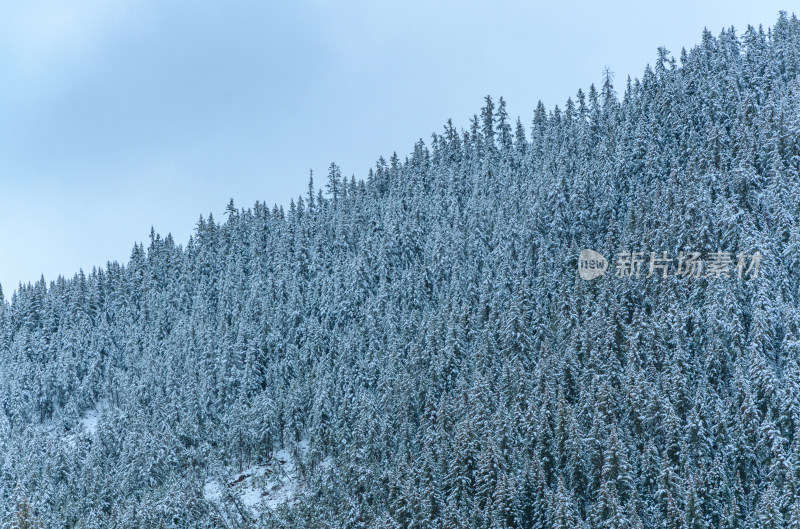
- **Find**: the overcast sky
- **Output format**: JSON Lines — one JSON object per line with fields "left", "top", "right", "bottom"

{"left": 0, "top": 0, "right": 793, "bottom": 298}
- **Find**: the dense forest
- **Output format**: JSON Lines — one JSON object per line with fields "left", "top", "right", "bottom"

{"left": 2, "top": 13, "right": 800, "bottom": 528}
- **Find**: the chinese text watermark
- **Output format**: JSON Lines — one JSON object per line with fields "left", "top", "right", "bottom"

{"left": 578, "top": 250, "right": 761, "bottom": 281}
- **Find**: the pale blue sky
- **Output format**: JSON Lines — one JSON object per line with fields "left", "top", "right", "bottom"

{"left": 0, "top": 0, "right": 792, "bottom": 297}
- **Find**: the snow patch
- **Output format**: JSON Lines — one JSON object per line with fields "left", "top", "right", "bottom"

{"left": 59, "top": 404, "right": 105, "bottom": 448}
{"left": 203, "top": 480, "right": 222, "bottom": 502}
{"left": 80, "top": 408, "right": 99, "bottom": 435}
{"left": 204, "top": 441, "right": 313, "bottom": 513}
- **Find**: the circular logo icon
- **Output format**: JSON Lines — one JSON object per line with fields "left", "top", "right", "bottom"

{"left": 578, "top": 249, "right": 608, "bottom": 280}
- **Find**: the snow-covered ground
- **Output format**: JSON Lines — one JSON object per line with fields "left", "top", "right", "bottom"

{"left": 204, "top": 439, "right": 314, "bottom": 513}
{"left": 57, "top": 403, "right": 105, "bottom": 448}
{"left": 79, "top": 408, "right": 99, "bottom": 435}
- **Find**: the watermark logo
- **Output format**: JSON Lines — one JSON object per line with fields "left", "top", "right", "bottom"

{"left": 578, "top": 249, "right": 609, "bottom": 280}
{"left": 578, "top": 249, "right": 761, "bottom": 280}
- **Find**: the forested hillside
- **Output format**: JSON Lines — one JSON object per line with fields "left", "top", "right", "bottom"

{"left": 2, "top": 13, "right": 800, "bottom": 528}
